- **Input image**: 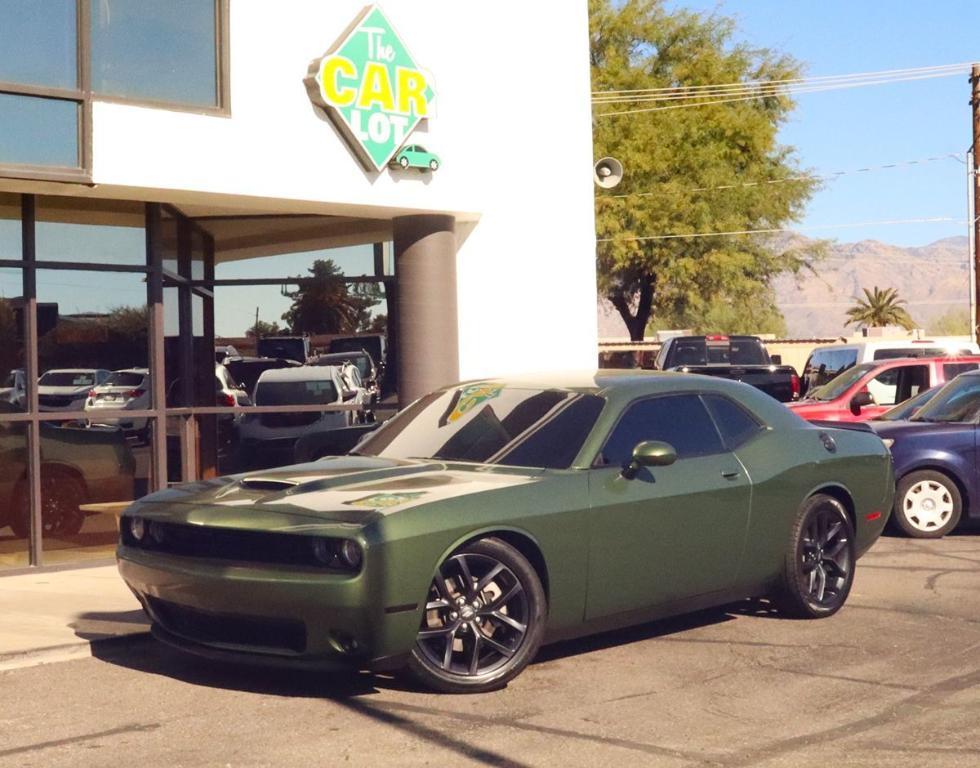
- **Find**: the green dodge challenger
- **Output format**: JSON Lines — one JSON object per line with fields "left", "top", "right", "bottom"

{"left": 118, "top": 372, "right": 893, "bottom": 693}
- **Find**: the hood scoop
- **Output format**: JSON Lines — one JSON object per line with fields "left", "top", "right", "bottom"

{"left": 238, "top": 477, "right": 300, "bottom": 492}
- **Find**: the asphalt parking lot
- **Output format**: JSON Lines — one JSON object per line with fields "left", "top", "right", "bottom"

{"left": 2, "top": 533, "right": 979, "bottom": 767}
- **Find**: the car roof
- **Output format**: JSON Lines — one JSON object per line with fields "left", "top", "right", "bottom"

{"left": 255, "top": 366, "right": 341, "bottom": 383}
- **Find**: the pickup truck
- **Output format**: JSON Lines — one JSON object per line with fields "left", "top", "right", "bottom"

{"left": 788, "top": 356, "right": 980, "bottom": 422}
{"left": 655, "top": 335, "right": 800, "bottom": 402}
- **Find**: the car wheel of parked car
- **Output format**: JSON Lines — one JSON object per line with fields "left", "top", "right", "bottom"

{"left": 399, "top": 157, "right": 409, "bottom": 168}
{"left": 10, "top": 473, "right": 87, "bottom": 539}
{"left": 429, "top": 159, "right": 439, "bottom": 171}
{"left": 775, "top": 494, "right": 855, "bottom": 619}
{"left": 893, "top": 470, "right": 962, "bottom": 538}
{"left": 408, "top": 538, "right": 546, "bottom": 693}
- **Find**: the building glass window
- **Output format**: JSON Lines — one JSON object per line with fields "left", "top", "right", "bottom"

{"left": 36, "top": 198, "right": 146, "bottom": 265}
{"left": 91, "top": 0, "right": 220, "bottom": 107}
{"left": 0, "top": 0, "right": 77, "bottom": 89}
{"left": 0, "top": 93, "right": 79, "bottom": 168}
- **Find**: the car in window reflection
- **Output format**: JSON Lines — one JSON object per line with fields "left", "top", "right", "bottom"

{"left": 38, "top": 369, "right": 111, "bottom": 412}
{"left": 0, "top": 368, "right": 26, "bottom": 410}
{"left": 314, "top": 351, "right": 380, "bottom": 406}
{"left": 118, "top": 372, "right": 892, "bottom": 693}
{"left": 0, "top": 402, "right": 135, "bottom": 539}
{"left": 85, "top": 368, "right": 151, "bottom": 440}
{"left": 235, "top": 366, "right": 355, "bottom": 468}
{"left": 873, "top": 370, "right": 980, "bottom": 538}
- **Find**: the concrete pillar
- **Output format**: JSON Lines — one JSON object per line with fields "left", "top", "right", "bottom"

{"left": 393, "top": 214, "right": 458, "bottom": 405}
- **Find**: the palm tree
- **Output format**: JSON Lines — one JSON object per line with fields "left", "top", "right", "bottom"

{"left": 845, "top": 286, "right": 916, "bottom": 330}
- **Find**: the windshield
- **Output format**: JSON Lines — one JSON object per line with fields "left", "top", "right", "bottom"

{"left": 255, "top": 380, "right": 338, "bottom": 406}
{"left": 319, "top": 354, "right": 372, "bottom": 378}
{"left": 807, "top": 363, "right": 877, "bottom": 401}
{"left": 39, "top": 371, "right": 96, "bottom": 387}
{"left": 356, "top": 385, "right": 606, "bottom": 469}
{"left": 874, "top": 386, "right": 938, "bottom": 421}
{"left": 911, "top": 376, "right": 980, "bottom": 423}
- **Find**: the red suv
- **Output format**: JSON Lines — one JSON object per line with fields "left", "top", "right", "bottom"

{"left": 788, "top": 356, "right": 980, "bottom": 422}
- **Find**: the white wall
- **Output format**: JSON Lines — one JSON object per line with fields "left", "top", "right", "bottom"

{"left": 89, "top": 0, "right": 598, "bottom": 376}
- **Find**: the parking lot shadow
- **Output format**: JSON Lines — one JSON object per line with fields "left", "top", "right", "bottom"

{"left": 71, "top": 609, "right": 151, "bottom": 642}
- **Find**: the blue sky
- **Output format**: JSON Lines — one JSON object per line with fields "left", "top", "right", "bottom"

{"left": 665, "top": 0, "right": 979, "bottom": 246}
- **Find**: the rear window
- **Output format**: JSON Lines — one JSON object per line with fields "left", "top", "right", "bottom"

{"left": 104, "top": 372, "right": 145, "bottom": 387}
{"left": 254, "top": 380, "right": 338, "bottom": 406}
{"left": 668, "top": 338, "right": 767, "bottom": 366}
{"left": 872, "top": 347, "right": 966, "bottom": 360}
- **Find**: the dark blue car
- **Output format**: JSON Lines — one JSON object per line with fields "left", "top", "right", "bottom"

{"left": 872, "top": 370, "right": 980, "bottom": 538}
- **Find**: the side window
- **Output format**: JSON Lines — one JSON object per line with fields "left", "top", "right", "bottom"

{"left": 893, "top": 365, "right": 929, "bottom": 403}
{"left": 943, "top": 362, "right": 980, "bottom": 380}
{"left": 702, "top": 395, "right": 764, "bottom": 449}
{"left": 866, "top": 367, "right": 924, "bottom": 406}
{"left": 598, "top": 394, "right": 724, "bottom": 466}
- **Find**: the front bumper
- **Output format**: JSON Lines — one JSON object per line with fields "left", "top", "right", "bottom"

{"left": 118, "top": 546, "right": 419, "bottom": 669}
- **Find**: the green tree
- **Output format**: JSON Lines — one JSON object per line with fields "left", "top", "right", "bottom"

{"left": 591, "top": 0, "right": 820, "bottom": 340}
{"left": 845, "top": 286, "right": 916, "bottom": 331}
{"left": 648, "top": 284, "right": 787, "bottom": 336}
{"left": 281, "top": 259, "right": 380, "bottom": 334}
{"left": 928, "top": 307, "right": 971, "bottom": 336}
{"left": 246, "top": 319, "right": 283, "bottom": 338}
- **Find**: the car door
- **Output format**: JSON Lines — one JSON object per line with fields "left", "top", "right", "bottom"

{"left": 585, "top": 393, "right": 751, "bottom": 620}
{"left": 864, "top": 363, "right": 929, "bottom": 419}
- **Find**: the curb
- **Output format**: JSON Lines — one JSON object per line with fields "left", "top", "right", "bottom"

{"left": 0, "top": 632, "right": 151, "bottom": 673}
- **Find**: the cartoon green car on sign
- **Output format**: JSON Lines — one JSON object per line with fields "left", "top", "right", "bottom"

{"left": 390, "top": 144, "right": 440, "bottom": 171}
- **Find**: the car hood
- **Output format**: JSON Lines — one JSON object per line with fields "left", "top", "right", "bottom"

{"left": 128, "top": 455, "right": 544, "bottom": 526}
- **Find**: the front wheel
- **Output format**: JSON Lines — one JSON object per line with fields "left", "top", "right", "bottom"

{"left": 774, "top": 494, "right": 855, "bottom": 618}
{"left": 893, "top": 470, "right": 961, "bottom": 538}
{"left": 10, "top": 473, "right": 87, "bottom": 539}
{"left": 407, "top": 538, "right": 546, "bottom": 693}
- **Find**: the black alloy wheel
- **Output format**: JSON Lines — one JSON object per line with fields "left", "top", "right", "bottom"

{"left": 408, "top": 538, "right": 546, "bottom": 693}
{"left": 776, "top": 494, "right": 855, "bottom": 618}
{"left": 10, "top": 473, "right": 87, "bottom": 540}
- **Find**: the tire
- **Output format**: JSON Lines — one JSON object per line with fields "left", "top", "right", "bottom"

{"left": 893, "top": 470, "right": 962, "bottom": 538}
{"left": 399, "top": 157, "right": 409, "bottom": 169}
{"left": 407, "top": 538, "right": 546, "bottom": 693}
{"left": 429, "top": 159, "right": 439, "bottom": 171}
{"left": 10, "top": 473, "right": 87, "bottom": 539}
{"left": 774, "top": 494, "right": 855, "bottom": 619}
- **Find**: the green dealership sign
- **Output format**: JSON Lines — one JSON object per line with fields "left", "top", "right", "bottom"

{"left": 307, "top": 5, "right": 437, "bottom": 172}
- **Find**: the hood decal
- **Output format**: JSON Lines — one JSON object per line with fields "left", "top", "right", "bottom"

{"left": 344, "top": 492, "right": 427, "bottom": 509}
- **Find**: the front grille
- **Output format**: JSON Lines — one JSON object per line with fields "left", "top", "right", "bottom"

{"left": 147, "top": 596, "right": 306, "bottom": 654}
{"left": 120, "top": 520, "right": 358, "bottom": 572}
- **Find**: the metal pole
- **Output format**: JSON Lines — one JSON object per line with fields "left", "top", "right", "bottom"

{"left": 971, "top": 64, "right": 980, "bottom": 340}
{"left": 970, "top": 147, "right": 977, "bottom": 344}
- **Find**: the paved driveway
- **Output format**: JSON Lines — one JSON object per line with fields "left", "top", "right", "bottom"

{"left": 1, "top": 534, "right": 979, "bottom": 767}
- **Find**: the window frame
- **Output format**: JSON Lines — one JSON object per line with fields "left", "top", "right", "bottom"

{"left": 0, "top": 0, "right": 229, "bottom": 184}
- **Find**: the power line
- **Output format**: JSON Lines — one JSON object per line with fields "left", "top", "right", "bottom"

{"left": 596, "top": 216, "right": 965, "bottom": 243}
{"left": 592, "top": 62, "right": 974, "bottom": 98}
{"left": 599, "top": 153, "right": 962, "bottom": 200}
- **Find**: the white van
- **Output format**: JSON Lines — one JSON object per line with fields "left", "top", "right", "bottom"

{"left": 800, "top": 339, "right": 980, "bottom": 396}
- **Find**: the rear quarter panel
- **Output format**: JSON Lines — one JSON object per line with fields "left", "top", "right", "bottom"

{"left": 733, "top": 425, "right": 892, "bottom": 589}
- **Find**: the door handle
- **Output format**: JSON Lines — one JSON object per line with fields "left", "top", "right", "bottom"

{"left": 722, "top": 470, "right": 740, "bottom": 480}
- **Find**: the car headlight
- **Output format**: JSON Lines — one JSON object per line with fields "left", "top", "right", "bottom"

{"left": 309, "top": 537, "right": 363, "bottom": 571}
{"left": 340, "top": 540, "right": 363, "bottom": 570}
{"left": 128, "top": 516, "right": 146, "bottom": 542}
{"left": 881, "top": 438, "right": 895, "bottom": 450}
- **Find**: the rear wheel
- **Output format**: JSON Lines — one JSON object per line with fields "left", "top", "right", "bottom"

{"left": 893, "top": 470, "right": 961, "bottom": 538}
{"left": 407, "top": 538, "right": 546, "bottom": 693}
{"left": 10, "top": 473, "right": 87, "bottom": 539}
{"left": 774, "top": 494, "right": 855, "bottom": 618}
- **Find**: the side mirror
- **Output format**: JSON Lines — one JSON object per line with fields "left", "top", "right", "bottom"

{"left": 622, "top": 440, "right": 677, "bottom": 479}
{"left": 770, "top": 354, "right": 782, "bottom": 365}
{"left": 850, "top": 390, "right": 874, "bottom": 415}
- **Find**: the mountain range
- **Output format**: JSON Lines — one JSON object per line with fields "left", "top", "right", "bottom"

{"left": 597, "top": 235, "right": 973, "bottom": 340}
